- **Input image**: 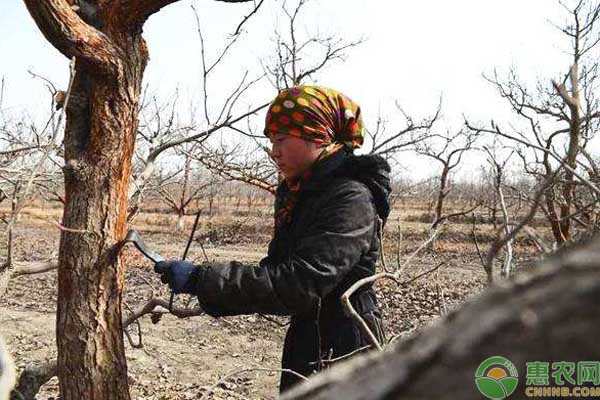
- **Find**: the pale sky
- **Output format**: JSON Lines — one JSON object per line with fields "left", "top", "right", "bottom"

{"left": 0, "top": 0, "right": 591, "bottom": 179}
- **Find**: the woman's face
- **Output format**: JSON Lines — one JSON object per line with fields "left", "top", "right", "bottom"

{"left": 269, "top": 133, "right": 321, "bottom": 180}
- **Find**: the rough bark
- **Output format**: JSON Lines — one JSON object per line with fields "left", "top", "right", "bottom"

{"left": 22, "top": 1, "right": 152, "bottom": 399}
{"left": 283, "top": 236, "right": 600, "bottom": 400}
{"left": 56, "top": 55, "right": 142, "bottom": 399}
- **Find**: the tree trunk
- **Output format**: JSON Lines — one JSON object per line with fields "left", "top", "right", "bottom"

{"left": 22, "top": 1, "right": 254, "bottom": 399}
{"left": 21, "top": 2, "right": 150, "bottom": 399}
{"left": 176, "top": 209, "right": 185, "bottom": 232}
{"left": 545, "top": 186, "right": 566, "bottom": 245}
{"left": 57, "top": 52, "right": 144, "bottom": 399}
{"left": 558, "top": 65, "right": 581, "bottom": 243}
{"left": 432, "top": 165, "right": 449, "bottom": 229}
{"left": 283, "top": 237, "right": 600, "bottom": 400}
{"left": 247, "top": 190, "right": 254, "bottom": 210}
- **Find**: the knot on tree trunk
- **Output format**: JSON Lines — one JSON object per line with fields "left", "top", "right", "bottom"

{"left": 63, "top": 159, "right": 93, "bottom": 181}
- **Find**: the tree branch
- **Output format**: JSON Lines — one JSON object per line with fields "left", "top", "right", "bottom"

{"left": 22, "top": 0, "right": 121, "bottom": 76}
{"left": 122, "top": 297, "right": 203, "bottom": 328}
{"left": 13, "top": 261, "right": 58, "bottom": 277}
{"left": 121, "top": 0, "right": 255, "bottom": 27}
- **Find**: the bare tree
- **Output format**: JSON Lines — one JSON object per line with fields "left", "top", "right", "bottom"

{"left": 466, "top": 0, "right": 600, "bottom": 246}
{"left": 21, "top": 1, "right": 259, "bottom": 398}
{"left": 482, "top": 144, "right": 516, "bottom": 279}
{"left": 415, "top": 129, "right": 480, "bottom": 229}
{"left": 368, "top": 100, "right": 441, "bottom": 158}
{"left": 195, "top": 140, "right": 278, "bottom": 195}
{"left": 263, "top": 0, "right": 363, "bottom": 89}
{"left": 156, "top": 146, "right": 210, "bottom": 231}
{"left": 128, "top": 90, "right": 196, "bottom": 216}
{"left": 130, "top": 0, "right": 270, "bottom": 212}
{"left": 0, "top": 72, "right": 71, "bottom": 300}
{"left": 200, "top": 0, "right": 444, "bottom": 193}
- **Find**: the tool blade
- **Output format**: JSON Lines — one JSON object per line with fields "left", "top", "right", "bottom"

{"left": 124, "top": 229, "right": 165, "bottom": 263}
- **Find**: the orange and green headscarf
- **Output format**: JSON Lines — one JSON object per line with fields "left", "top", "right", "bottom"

{"left": 265, "top": 86, "right": 365, "bottom": 230}
{"left": 264, "top": 85, "right": 364, "bottom": 151}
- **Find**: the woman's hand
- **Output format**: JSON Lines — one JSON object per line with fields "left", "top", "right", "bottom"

{"left": 154, "top": 260, "right": 198, "bottom": 294}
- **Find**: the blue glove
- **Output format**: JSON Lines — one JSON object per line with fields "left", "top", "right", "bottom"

{"left": 154, "top": 260, "right": 198, "bottom": 294}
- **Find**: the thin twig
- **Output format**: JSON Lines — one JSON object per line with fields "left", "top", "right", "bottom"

{"left": 309, "top": 345, "right": 371, "bottom": 366}
{"left": 232, "top": 0, "right": 265, "bottom": 35}
{"left": 471, "top": 213, "right": 485, "bottom": 268}
{"left": 123, "top": 302, "right": 143, "bottom": 348}
{"left": 258, "top": 313, "right": 290, "bottom": 327}
{"left": 484, "top": 169, "right": 561, "bottom": 284}
{"left": 398, "top": 224, "right": 444, "bottom": 274}
{"left": 182, "top": 209, "right": 202, "bottom": 260}
{"left": 340, "top": 259, "right": 446, "bottom": 351}
{"left": 396, "top": 216, "right": 402, "bottom": 267}
{"left": 377, "top": 216, "right": 388, "bottom": 273}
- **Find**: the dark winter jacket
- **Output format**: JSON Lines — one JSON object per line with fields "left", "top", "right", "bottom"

{"left": 193, "top": 149, "right": 391, "bottom": 392}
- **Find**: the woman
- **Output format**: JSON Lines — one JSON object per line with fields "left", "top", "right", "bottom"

{"left": 155, "top": 85, "right": 391, "bottom": 393}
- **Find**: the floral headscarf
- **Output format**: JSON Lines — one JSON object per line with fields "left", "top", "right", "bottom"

{"left": 265, "top": 86, "right": 365, "bottom": 230}
{"left": 264, "top": 85, "right": 364, "bottom": 151}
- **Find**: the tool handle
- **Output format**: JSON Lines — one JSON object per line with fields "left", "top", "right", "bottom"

{"left": 168, "top": 291, "right": 175, "bottom": 311}
{"left": 182, "top": 210, "right": 202, "bottom": 261}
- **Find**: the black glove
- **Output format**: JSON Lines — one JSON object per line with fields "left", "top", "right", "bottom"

{"left": 154, "top": 260, "right": 199, "bottom": 294}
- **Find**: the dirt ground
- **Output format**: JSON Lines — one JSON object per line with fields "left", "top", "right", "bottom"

{"left": 0, "top": 200, "right": 537, "bottom": 399}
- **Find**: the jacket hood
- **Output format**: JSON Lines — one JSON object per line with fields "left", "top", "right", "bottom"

{"left": 304, "top": 150, "right": 392, "bottom": 223}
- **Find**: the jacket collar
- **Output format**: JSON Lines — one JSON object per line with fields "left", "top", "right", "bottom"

{"left": 301, "top": 149, "right": 349, "bottom": 192}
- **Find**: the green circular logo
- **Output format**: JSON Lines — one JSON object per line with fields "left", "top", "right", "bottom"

{"left": 475, "top": 356, "right": 519, "bottom": 399}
